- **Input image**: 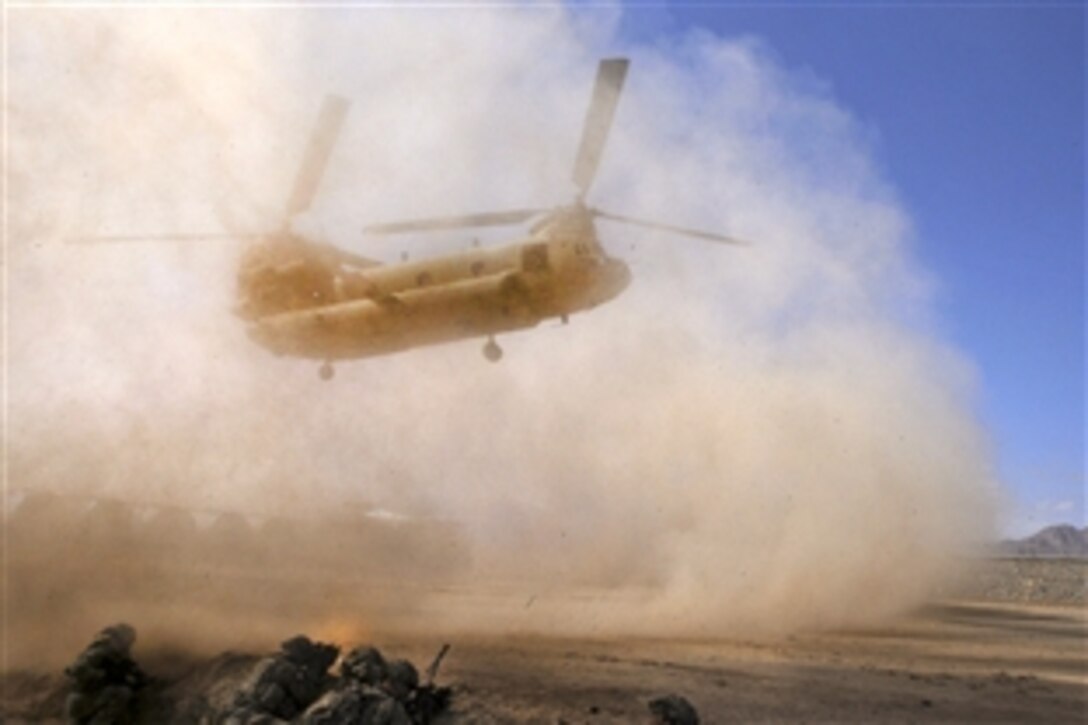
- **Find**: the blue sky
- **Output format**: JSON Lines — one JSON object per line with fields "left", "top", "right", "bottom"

{"left": 617, "top": 3, "right": 1084, "bottom": 534}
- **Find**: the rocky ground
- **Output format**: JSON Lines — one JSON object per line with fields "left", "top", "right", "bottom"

{"left": 2, "top": 558, "right": 1085, "bottom": 723}
{"left": 956, "top": 557, "right": 1087, "bottom": 605}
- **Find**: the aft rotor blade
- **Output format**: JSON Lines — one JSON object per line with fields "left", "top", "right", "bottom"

{"left": 66, "top": 233, "right": 264, "bottom": 244}
{"left": 593, "top": 210, "right": 748, "bottom": 245}
{"left": 572, "top": 58, "right": 629, "bottom": 197}
{"left": 283, "top": 94, "right": 351, "bottom": 219}
{"left": 364, "top": 208, "right": 544, "bottom": 235}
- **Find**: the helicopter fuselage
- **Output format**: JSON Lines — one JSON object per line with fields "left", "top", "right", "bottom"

{"left": 238, "top": 207, "right": 631, "bottom": 361}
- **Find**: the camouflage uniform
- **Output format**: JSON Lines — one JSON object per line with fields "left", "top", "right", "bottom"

{"left": 64, "top": 624, "right": 146, "bottom": 724}
{"left": 226, "top": 636, "right": 339, "bottom": 721}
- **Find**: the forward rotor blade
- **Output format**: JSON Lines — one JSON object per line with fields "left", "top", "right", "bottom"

{"left": 283, "top": 94, "right": 350, "bottom": 220}
{"left": 364, "top": 208, "right": 544, "bottom": 235}
{"left": 572, "top": 58, "right": 629, "bottom": 197}
{"left": 593, "top": 210, "right": 748, "bottom": 245}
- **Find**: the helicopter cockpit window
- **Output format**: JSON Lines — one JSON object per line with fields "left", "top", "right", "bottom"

{"left": 522, "top": 243, "right": 550, "bottom": 273}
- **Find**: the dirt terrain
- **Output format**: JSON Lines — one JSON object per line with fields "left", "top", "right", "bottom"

{"left": 3, "top": 562, "right": 1086, "bottom": 723}
{"left": 422, "top": 601, "right": 1086, "bottom": 722}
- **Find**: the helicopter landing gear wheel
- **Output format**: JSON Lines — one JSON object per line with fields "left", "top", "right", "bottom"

{"left": 319, "top": 361, "right": 335, "bottom": 381}
{"left": 483, "top": 337, "right": 503, "bottom": 363}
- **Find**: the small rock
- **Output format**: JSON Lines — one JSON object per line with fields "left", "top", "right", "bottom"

{"left": 648, "top": 693, "right": 699, "bottom": 725}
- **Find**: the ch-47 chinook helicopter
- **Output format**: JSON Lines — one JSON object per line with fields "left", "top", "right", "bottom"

{"left": 101, "top": 59, "right": 744, "bottom": 380}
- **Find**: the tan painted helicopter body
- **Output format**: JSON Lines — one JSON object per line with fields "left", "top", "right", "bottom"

{"left": 238, "top": 205, "right": 631, "bottom": 364}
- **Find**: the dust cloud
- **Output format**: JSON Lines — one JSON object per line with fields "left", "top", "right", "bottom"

{"left": 5, "top": 6, "right": 998, "bottom": 664}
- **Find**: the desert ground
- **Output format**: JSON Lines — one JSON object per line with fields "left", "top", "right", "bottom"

{"left": 2, "top": 559, "right": 1085, "bottom": 723}
{"left": 419, "top": 600, "right": 1087, "bottom": 722}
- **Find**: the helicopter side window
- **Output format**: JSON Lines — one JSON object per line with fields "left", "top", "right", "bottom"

{"left": 522, "top": 243, "right": 550, "bottom": 273}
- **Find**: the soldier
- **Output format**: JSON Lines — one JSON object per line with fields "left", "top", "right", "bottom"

{"left": 227, "top": 636, "right": 339, "bottom": 721}
{"left": 64, "top": 623, "right": 147, "bottom": 724}
{"left": 340, "top": 645, "right": 387, "bottom": 687}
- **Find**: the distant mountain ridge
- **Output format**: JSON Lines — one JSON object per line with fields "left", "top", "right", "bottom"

{"left": 1000, "top": 524, "right": 1088, "bottom": 558}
